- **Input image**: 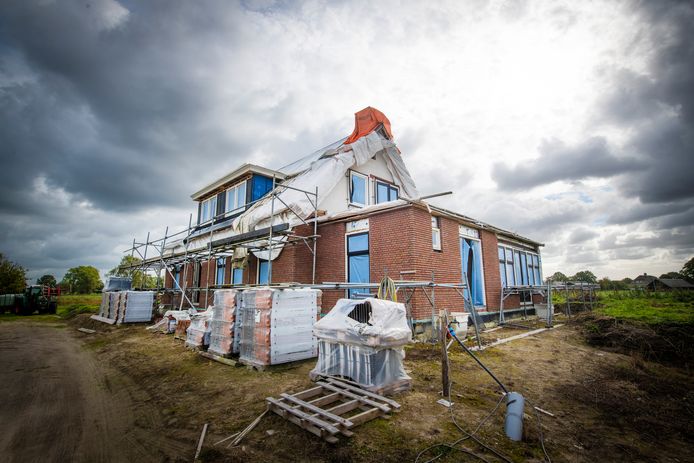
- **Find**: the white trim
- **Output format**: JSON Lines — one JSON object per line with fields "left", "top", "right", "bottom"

{"left": 349, "top": 170, "right": 368, "bottom": 207}
{"left": 191, "top": 164, "right": 285, "bottom": 200}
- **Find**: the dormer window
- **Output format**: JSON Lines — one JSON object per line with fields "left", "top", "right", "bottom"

{"left": 225, "top": 180, "right": 247, "bottom": 215}
{"left": 375, "top": 181, "right": 398, "bottom": 204}
{"left": 350, "top": 171, "right": 367, "bottom": 206}
{"left": 200, "top": 196, "right": 217, "bottom": 223}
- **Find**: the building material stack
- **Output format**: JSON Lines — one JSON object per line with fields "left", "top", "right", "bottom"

{"left": 207, "top": 289, "right": 239, "bottom": 357}
{"left": 310, "top": 298, "right": 412, "bottom": 395}
{"left": 238, "top": 288, "right": 321, "bottom": 368}
{"left": 186, "top": 309, "right": 212, "bottom": 349}
{"left": 118, "top": 291, "right": 155, "bottom": 323}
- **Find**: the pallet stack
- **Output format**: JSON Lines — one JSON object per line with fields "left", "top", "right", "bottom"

{"left": 186, "top": 310, "right": 212, "bottom": 349}
{"left": 207, "top": 289, "right": 239, "bottom": 357}
{"left": 238, "top": 288, "right": 321, "bottom": 368}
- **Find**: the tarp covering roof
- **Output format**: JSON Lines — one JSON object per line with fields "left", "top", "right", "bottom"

{"left": 344, "top": 107, "right": 393, "bottom": 145}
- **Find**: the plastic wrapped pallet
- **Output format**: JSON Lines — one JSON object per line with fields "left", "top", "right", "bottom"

{"left": 186, "top": 309, "right": 212, "bottom": 349}
{"left": 99, "top": 293, "right": 110, "bottom": 318}
{"left": 121, "top": 291, "right": 155, "bottom": 323}
{"left": 207, "top": 289, "right": 239, "bottom": 357}
{"left": 104, "top": 276, "right": 132, "bottom": 292}
{"left": 309, "top": 298, "right": 412, "bottom": 395}
{"left": 238, "top": 288, "right": 321, "bottom": 367}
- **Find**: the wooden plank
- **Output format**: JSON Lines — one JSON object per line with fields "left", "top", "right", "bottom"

{"left": 348, "top": 407, "right": 386, "bottom": 426}
{"left": 268, "top": 402, "right": 339, "bottom": 443}
{"left": 316, "top": 382, "right": 391, "bottom": 413}
{"left": 266, "top": 398, "right": 340, "bottom": 435}
{"left": 469, "top": 325, "right": 564, "bottom": 352}
{"left": 90, "top": 315, "right": 116, "bottom": 325}
{"left": 291, "top": 386, "right": 324, "bottom": 401}
{"left": 77, "top": 328, "right": 96, "bottom": 334}
{"left": 308, "top": 392, "right": 342, "bottom": 408}
{"left": 325, "top": 399, "right": 361, "bottom": 416}
{"left": 280, "top": 393, "right": 354, "bottom": 427}
{"left": 199, "top": 351, "right": 238, "bottom": 367}
{"left": 325, "top": 379, "right": 401, "bottom": 410}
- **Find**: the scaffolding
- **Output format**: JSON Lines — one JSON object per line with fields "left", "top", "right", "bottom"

{"left": 121, "top": 177, "right": 320, "bottom": 311}
{"left": 499, "top": 283, "right": 554, "bottom": 328}
{"left": 551, "top": 281, "right": 599, "bottom": 316}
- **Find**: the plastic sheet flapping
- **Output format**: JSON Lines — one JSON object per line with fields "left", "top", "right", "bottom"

{"left": 311, "top": 298, "right": 412, "bottom": 348}
{"left": 103, "top": 277, "right": 132, "bottom": 292}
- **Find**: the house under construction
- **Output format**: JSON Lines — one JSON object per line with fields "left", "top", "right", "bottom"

{"left": 125, "top": 107, "right": 546, "bottom": 332}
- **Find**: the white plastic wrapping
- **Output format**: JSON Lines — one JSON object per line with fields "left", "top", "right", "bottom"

{"left": 207, "top": 289, "right": 239, "bottom": 357}
{"left": 185, "top": 308, "right": 213, "bottom": 349}
{"left": 312, "top": 298, "right": 412, "bottom": 347}
{"left": 310, "top": 298, "right": 412, "bottom": 395}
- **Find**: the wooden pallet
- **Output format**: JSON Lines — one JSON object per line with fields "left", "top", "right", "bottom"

{"left": 266, "top": 378, "right": 400, "bottom": 443}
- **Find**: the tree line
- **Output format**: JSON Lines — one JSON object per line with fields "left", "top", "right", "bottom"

{"left": 0, "top": 253, "right": 157, "bottom": 295}
{"left": 547, "top": 257, "right": 694, "bottom": 290}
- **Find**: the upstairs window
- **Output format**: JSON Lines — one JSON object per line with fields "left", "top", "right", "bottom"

{"left": 375, "top": 181, "right": 398, "bottom": 204}
{"left": 225, "top": 180, "right": 247, "bottom": 215}
{"left": 350, "top": 171, "right": 367, "bottom": 206}
{"left": 431, "top": 216, "right": 442, "bottom": 251}
{"left": 200, "top": 196, "right": 217, "bottom": 223}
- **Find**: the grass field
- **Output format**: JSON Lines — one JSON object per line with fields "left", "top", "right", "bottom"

{"left": 57, "top": 293, "right": 102, "bottom": 318}
{"left": 595, "top": 290, "right": 694, "bottom": 324}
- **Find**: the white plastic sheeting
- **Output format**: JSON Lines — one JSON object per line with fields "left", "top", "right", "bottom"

{"left": 237, "top": 288, "right": 321, "bottom": 367}
{"left": 185, "top": 308, "right": 213, "bottom": 349}
{"left": 310, "top": 298, "right": 412, "bottom": 395}
{"left": 168, "top": 131, "right": 419, "bottom": 260}
{"left": 312, "top": 298, "right": 412, "bottom": 348}
{"left": 98, "top": 291, "right": 154, "bottom": 323}
{"left": 207, "top": 289, "right": 239, "bottom": 357}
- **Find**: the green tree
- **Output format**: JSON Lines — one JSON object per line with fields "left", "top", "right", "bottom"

{"left": 108, "top": 255, "right": 157, "bottom": 288}
{"left": 598, "top": 276, "right": 612, "bottom": 290}
{"left": 660, "top": 271, "right": 684, "bottom": 280}
{"left": 0, "top": 253, "right": 26, "bottom": 294}
{"left": 621, "top": 277, "right": 633, "bottom": 286}
{"left": 571, "top": 270, "right": 597, "bottom": 284}
{"left": 548, "top": 271, "right": 568, "bottom": 282}
{"left": 61, "top": 266, "right": 103, "bottom": 294}
{"left": 681, "top": 257, "right": 694, "bottom": 283}
{"left": 37, "top": 274, "right": 57, "bottom": 287}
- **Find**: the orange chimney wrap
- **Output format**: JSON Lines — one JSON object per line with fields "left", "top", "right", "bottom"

{"left": 344, "top": 106, "right": 393, "bottom": 145}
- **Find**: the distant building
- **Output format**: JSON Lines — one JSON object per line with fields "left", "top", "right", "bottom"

{"left": 633, "top": 273, "right": 694, "bottom": 291}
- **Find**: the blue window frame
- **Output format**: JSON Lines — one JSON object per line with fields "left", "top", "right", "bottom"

{"left": 375, "top": 181, "right": 398, "bottom": 204}
{"left": 216, "top": 258, "right": 226, "bottom": 286}
{"left": 173, "top": 265, "right": 181, "bottom": 287}
{"left": 232, "top": 267, "right": 243, "bottom": 285}
{"left": 258, "top": 259, "right": 269, "bottom": 285}
{"left": 461, "top": 238, "right": 485, "bottom": 306}
{"left": 498, "top": 247, "right": 507, "bottom": 287}
{"left": 350, "top": 171, "right": 367, "bottom": 206}
{"left": 347, "top": 232, "right": 369, "bottom": 299}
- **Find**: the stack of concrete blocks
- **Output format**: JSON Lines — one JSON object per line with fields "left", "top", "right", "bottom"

{"left": 119, "top": 291, "right": 155, "bottom": 323}
{"left": 185, "top": 310, "right": 212, "bottom": 350}
{"left": 310, "top": 298, "right": 413, "bottom": 395}
{"left": 207, "top": 289, "right": 239, "bottom": 357}
{"left": 238, "top": 288, "right": 321, "bottom": 368}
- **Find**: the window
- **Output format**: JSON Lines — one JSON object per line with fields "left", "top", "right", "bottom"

{"left": 193, "top": 262, "right": 202, "bottom": 303}
{"left": 461, "top": 238, "right": 485, "bottom": 306}
{"left": 232, "top": 267, "right": 244, "bottom": 285}
{"left": 498, "top": 246, "right": 541, "bottom": 287}
{"left": 432, "top": 216, "right": 441, "bottom": 251}
{"left": 216, "top": 258, "right": 226, "bottom": 286}
{"left": 173, "top": 265, "right": 181, "bottom": 287}
{"left": 258, "top": 259, "right": 269, "bottom": 285}
{"left": 375, "top": 181, "right": 398, "bottom": 204}
{"left": 225, "top": 180, "right": 247, "bottom": 215}
{"left": 200, "top": 196, "right": 217, "bottom": 223}
{"left": 349, "top": 171, "right": 367, "bottom": 206}
{"left": 347, "top": 232, "right": 369, "bottom": 299}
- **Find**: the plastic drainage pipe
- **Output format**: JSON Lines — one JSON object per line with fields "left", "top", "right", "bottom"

{"left": 504, "top": 391, "right": 525, "bottom": 441}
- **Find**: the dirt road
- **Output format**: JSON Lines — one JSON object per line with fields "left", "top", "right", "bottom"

{"left": 0, "top": 322, "right": 179, "bottom": 463}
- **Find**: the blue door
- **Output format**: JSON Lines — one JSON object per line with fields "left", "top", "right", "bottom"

{"left": 461, "top": 238, "right": 485, "bottom": 306}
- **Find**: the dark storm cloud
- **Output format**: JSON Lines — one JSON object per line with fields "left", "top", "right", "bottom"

{"left": 491, "top": 137, "right": 642, "bottom": 191}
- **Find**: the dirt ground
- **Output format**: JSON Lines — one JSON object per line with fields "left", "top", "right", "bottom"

{"left": 1, "top": 315, "right": 692, "bottom": 462}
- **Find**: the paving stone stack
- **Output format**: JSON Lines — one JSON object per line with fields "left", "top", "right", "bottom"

{"left": 238, "top": 288, "right": 321, "bottom": 368}
{"left": 207, "top": 289, "right": 239, "bottom": 357}
{"left": 185, "top": 310, "right": 212, "bottom": 349}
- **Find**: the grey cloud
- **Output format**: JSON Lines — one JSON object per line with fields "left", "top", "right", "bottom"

{"left": 491, "top": 137, "right": 643, "bottom": 191}
{"left": 606, "top": 201, "right": 693, "bottom": 225}
{"left": 568, "top": 227, "right": 598, "bottom": 244}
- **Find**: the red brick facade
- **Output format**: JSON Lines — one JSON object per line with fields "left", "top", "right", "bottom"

{"left": 163, "top": 204, "right": 541, "bottom": 321}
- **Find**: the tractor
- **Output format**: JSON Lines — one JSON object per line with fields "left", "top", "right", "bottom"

{"left": 0, "top": 285, "right": 60, "bottom": 315}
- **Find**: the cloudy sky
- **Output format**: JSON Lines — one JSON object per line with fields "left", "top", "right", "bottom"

{"left": 1, "top": 0, "right": 692, "bottom": 283}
